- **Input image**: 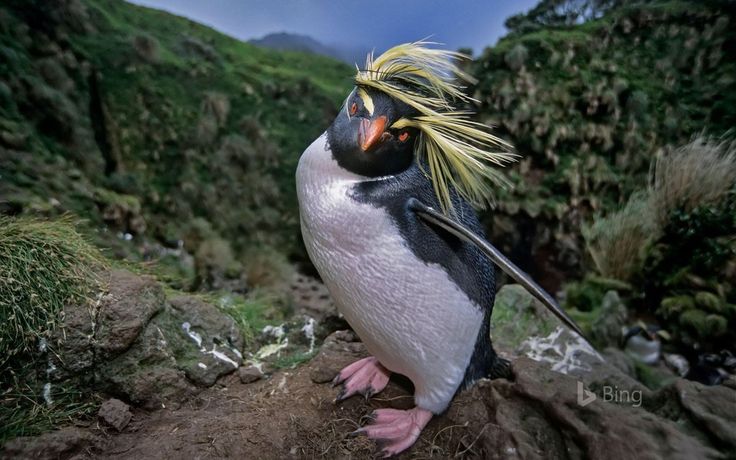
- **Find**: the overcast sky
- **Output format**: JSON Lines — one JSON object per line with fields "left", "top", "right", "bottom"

{"left": 126, "top": 0, "right": 539, "bottom": 57}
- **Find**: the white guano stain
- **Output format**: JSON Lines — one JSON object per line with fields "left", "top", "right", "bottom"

{"left": 261, "top": 324, "right": 286, "bottom": 340}
{"left": 521, "top": 326, "right": 602, "bottom": 374}
{"left": 42, "top": 383, "right": 53, "bottom": 406}
{"left": 204, "top": 345, "right": 239, "bottom": 368}
{"left": 181, "top": 322, "right": 203, "bottom": 347}
{"left": 301, "top": 317, "right": 316, "bottom": 353}
{"left": 181, "top": 322, "right": 240, "bottom": 368}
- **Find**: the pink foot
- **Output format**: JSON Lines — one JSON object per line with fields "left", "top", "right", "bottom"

{"left": 357, "top": 407, "right": 433, "bottom": 457}
{"left": 333, "top": 357, "right": 391, "bottom": 401}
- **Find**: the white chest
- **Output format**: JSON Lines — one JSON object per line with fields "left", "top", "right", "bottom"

{"left": 295, "top": 133, "right": 483, "bottom": 413}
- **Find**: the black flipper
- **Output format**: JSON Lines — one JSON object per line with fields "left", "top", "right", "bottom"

{"left": 407, "top": 197, "right": 586, "bottom": 339}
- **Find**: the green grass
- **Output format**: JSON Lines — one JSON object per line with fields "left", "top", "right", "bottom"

{"left": 271, "top": 350, "right": 318, "bottom": 370}
{"left": 0, "top": 371, "right": 99, "bottom": 444}
{"left": 0, "top": 216, "right": 106, "bottom": 369}
{"left": 202, "top": 289, "right": 288, "bottom": 347}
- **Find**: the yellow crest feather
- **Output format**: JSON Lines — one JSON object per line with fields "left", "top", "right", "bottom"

{"left": 355, "top": 41, "right": 516, "bottom": 214}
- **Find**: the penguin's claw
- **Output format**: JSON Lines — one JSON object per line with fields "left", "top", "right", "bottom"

{"left": 355, "top": 407, "right": 432, "bottom": 457}
{"left": 333, "top": 357, "right": 390, "bottom": 402}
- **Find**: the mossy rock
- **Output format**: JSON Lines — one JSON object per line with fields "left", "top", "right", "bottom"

{"left": 491, "top": 284, "right": 558, "bottom": 350}
{"left": 590, "top": 290, "right": 628, "bottom": 348}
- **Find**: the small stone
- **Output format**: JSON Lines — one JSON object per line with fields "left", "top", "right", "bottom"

{"left": 238, "top": 365, "right": 263, "bottom": 384}
{"left": 98, "top": 398, "right": 132, "bottom": 432}
{"left": 309, "top": 365, "right": 337, "bottom": 384}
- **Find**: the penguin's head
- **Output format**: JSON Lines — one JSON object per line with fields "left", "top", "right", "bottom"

{"left": 323, "top": 41, "right": 516, "bottom": 213}
{"left": 327, "top": 87, "right": 420, "bottom": 177}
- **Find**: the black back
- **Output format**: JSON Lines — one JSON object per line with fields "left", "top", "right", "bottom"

{"left": 350, "top": 162, "right": 499, "bottom": 389}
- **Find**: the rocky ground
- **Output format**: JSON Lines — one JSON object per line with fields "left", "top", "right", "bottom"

{"left": 2, "top": 270, "right": 735, "bottom": 459}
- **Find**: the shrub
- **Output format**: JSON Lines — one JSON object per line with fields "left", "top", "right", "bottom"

{"left": 583, "top": 136, "right": 736, "bottom": 282}
{"left": 132, "top": 34, "right": 160, "bottom": 63}
{"left": 583, "top": 192, "right": 655, "bottom": 280}
{"left": 181, "top": 217, "right": 215, "bottom": 254}
{"left": 581, "top": 136, "right": 736, "bottom": 351}
{"left": 194, "top": 237, "right": 244, "bottom": 291}
{"left": 194, "top": 92, "right": 230, "bottom": 145}
{"left": 241, "top": 245, "right": 295, "bottom": 291}
{"left": 180, "top": 36, "right": 220, "bottom": 62}
{"left": 195, "top": 114, "right": 218, "bottom": 145}
{"left": 505, "top": 44, "right": 529, "bottom": 71}
{"left": 201, "top": 91, "right": 230, "bottom": 127}
{"left": 215, "top": 134, "right": 255, "bottom": 168}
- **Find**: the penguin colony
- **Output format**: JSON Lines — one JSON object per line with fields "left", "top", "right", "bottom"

{"left": 296, "top": 41, "right": 583, "bottom": 457}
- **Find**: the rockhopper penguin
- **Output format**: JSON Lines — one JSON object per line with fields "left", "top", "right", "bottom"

{"left": 296, "top": 42, "right": 583, "bottom": 457}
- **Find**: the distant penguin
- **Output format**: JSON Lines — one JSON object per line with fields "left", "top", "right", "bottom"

{"left": 296, "top": 42, "right": 583, "bottom": 457}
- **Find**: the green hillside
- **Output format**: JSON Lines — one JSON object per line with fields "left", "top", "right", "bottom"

{"left": 1, "top": 0, "right": 352, "bottom": 278}
{"left": 473, "top": 0, "right": 736, "bottom": 286}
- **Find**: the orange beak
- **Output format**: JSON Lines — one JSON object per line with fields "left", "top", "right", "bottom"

{"left": 358, "top": 115, "right": 387, "bottom": 152}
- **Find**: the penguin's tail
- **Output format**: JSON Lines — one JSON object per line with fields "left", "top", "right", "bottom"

{"left": 489, "top": 355, "right": 512, "bottom": 380}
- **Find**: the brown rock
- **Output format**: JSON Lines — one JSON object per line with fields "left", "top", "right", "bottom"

{"left": 0, "top": 427, "right": 100, "bottom": 460}
{"left": 669, "top": 379, "right": 736, "bottom": 450}
{"left": 101, "top": 363, "right": 197, "bottom": 410}
{"left": 95, "top": 270, "right": 165, "bottom": 357}
{"left": 169, "top": 295, "right": 244, "bottom": 386}
{"left": 443, "top": 358, "right": 723, "bottom": 459}
{"left": 98, "top": 398, "right": 132, "bottom": 432}
{"left": 289, "top": 273, "right": 336, "bottom": 321}
{"left": 238, "top": 365, "right": 263, "bottom": 384}
{"left": 308, "top": 330, "right": 366, "bottom": 384}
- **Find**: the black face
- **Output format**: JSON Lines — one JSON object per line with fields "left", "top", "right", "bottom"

{"left": 326, "top": 87, "right": 419, "bottom": 177}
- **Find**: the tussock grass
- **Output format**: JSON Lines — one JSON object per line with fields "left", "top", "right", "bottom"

{"left": 650, "top": 136, "right": 736, "bottom": 228}
{"left": 241, "top": 245, "right": 295, "bottom": 291}
{"left": 583, "top": 136, "right": 736, "bottom": 281}
{"left": 0, "top": 216, "right": 105, "bottom": 368}
{"left": 583, "top": 192, "right": 656, "bottom": 280}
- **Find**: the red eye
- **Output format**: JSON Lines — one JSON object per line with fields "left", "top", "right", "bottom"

{"left": 350, "top": 102, "right": 357, "bottom": 115}
{"left": 398, "top": 131, "right": 410, "bottom": 142}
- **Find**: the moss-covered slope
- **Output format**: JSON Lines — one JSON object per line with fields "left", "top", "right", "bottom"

{"left": 0, "top": 0, "right": 352, "bottom": 261}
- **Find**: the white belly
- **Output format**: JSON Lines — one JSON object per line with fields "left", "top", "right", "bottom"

{"left": 296, "top": 134, "right": 483, "bottom": 413}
